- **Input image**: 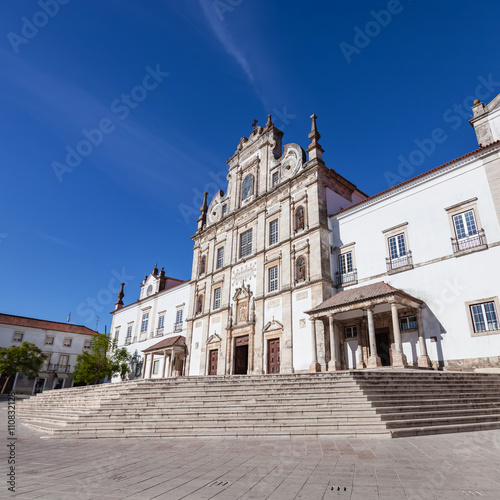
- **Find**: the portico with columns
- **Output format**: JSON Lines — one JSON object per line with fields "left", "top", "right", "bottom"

{"left": 141, "top": 335, "right": 186, "bottom": 379}
{"left": 306, "top": 282, "right": 431, "bottom": 371}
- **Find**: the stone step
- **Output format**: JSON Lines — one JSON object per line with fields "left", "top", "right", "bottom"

{"left": 385, "top": 413, "right": 500, "bottom": 429}
{"left": 390, "top": 420, "right": 500, "bottom": 438}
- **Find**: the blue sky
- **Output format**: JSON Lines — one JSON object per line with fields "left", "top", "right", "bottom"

{"left": 1, "top": 0, "right": 500, "bottom": 332}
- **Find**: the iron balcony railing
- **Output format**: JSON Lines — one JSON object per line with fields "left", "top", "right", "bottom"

{"left": 48, "top": 363, "right": 71, "bottom": 373}
{"left": 125, "top": 336, "right": 132, "bottom": 345}
{"left": 451, "top": 229, "right": 486, "bottom": 253}
{"left": 386, "top": 251, "right": 413, "bottom": 272}
{"left": 173, "top": 322, "right": 183, "bottom": 332}
{"left": 156, "top": 327, "right": 164, "bottom": 337}
{"left": 335, "top": 269, "right": 358, "bottom": 286}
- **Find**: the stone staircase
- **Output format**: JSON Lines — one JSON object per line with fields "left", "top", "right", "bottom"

{"left": 17, "top": 370, "right": 500, "bottom": 439}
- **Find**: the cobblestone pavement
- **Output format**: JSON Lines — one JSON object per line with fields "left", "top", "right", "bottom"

{"left": 1, "top": 400, "right": 500, "bottom": 499}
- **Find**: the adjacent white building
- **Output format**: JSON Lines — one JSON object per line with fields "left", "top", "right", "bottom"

{"left": 110, "top": 264, "right": 190, "bottom": 381}
{"left": 0, "top": 313, "right": 98, "bottom": 393}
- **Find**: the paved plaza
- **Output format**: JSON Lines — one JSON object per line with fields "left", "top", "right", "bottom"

{"left": 2, "top": 400, "right": 500, "bottom": 499}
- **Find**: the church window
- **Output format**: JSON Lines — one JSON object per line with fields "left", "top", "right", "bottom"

{"left": 296, "top": 257, "right": 306, "bottom": 282}
{"left": 269, "top": 219, "right": 279, "bottom": 245}
{"left": 272, "top": 171, "right": 279, "bottom": 187}
{"left": 216, "top": 247, "right": 224, "bottom": 269}
{"left": 222, "top": 204, "right": 228, "bottom": 216}
{"left": 269, "top": 266, "right": 279, "bottom": 292}
{"left": 213, "top": 288, "right": 221, "bottom": 310}
{"left": 199, "top": 255, "right": 206, "bottom": 275}
{"left": 295, "top": 206, "right": 305, "bottom": 231}
{"left": 399, "top": 315, "right": 418, "bottom": 330}
{"left": 141, "top": 313, "right": 149, "bottom": 333}
{"left": 196, "top": 294, "right": 204, "bottom": 314}
{"left": 470, "top": 301, "right": 499, "bottom": 333}
{"left": 240, "top": 229, "right": 253, "bottom": 258}
{"left": 241, "top": 174, "right": 254, "bottom": 201}
{"left": 345, "top": 326, "right": 357, "bottom": 338}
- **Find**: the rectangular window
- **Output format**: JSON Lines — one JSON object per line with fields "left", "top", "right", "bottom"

{"left": 269, "top": 266, "right": 279, "bottom": 292}
{"left": 470, "top": 302, "right": 499, "bottom": 333}
{"left": 339, "top": 252, "right": 353, "bottom": 274}
{"left": 45, "top": 336, "right": 54, "bottom": 345}
{"left": 158, "top": 315, "right": 165, "bottom": 330}
{"left": 213, "top": 287, "right": 221, "bottom": 309}
{"left": 83, "top": 340, "right": 92, "bottom": 350}
{"left": 114, "top": 329, "right": 119, "bottom": 341}
{"left": 125, "top": 325, "right": 132, "bottom": 343}
{"left": 453, "top": 210, "right": 478, "bottom": 240}
{"left": 216, "top": 247, "right": 224, "bottom": 269}
{"left": 63, "top": 338, "right": 72, "bottom": 348}
{"left": 12, "top": 332, "right": 23, "bottom": 342}
{"left": 141, "top": 313, "right": 149, "bottom": 333}
{"left": 59, "top": 355, "right": 69, "bottom": 370}
{"left": 153, "top": 360, "right": 160, "bottom": 375}
{"left": 399, "top": 315, "right": 418, "bottom": 331}
{"left": 222, "top": 204, "right": 227, "bottom": 217}
{"left": 269, "top": 220, "right": 278, "bottom": 245}
{"left": 345, "top": 326, "right": 357, "bottom": 338}
{"left": 272, "top": 171, "right": 279, "bottom": 187}
{"left": 388, "top": 233, "right": 407, "bottom": 259}
{"left": 240, "top": 229, "right": 253, "bottom": 258}
{"left": 176, "top": 309, "right": 183, "bottom": 325}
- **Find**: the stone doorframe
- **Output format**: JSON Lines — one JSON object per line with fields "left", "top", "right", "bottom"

{"left": 226, "top": 324, "right": 255, "bottom": 375}
{"left": 205, "top": 333, "right": 222, "bottom": 375}
{"left": 306, "top": 289, "right": 431, "bottom": 371}
{"left": 263, "top": 319, "right": 283, "bottom": 374}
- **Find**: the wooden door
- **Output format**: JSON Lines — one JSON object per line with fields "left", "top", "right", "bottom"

{"left": 209, "top": 349, "right": 218, "bottom": 375}
{"left": 267, "top": 338, "right": 280, "bottom": 374}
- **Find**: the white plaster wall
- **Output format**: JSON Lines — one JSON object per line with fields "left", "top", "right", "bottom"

{"left": 189, "top": 321, "right": 203, "bottom": 376}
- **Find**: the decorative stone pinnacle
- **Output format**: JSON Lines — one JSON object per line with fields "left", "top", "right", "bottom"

{"left": 115, "top": 283, "right": 125, "bottom": 310}
{"left": 264, "top": 114, "right": 273, "bottom": 130}
{"left": 307, "top": 113, "right": 324, "bottom": 160}
{"left": 197, "top": 192, "right": 209, "bottom": 230}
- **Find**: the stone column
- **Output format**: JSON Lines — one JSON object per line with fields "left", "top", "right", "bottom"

{"left": 417, "top": 307, "right": 431, "bottom": 368}
{"left": 309, "top": 319, "right": 321, "bottom": 372}
{"left": 148, "top": 354, "right": 154, "bottom": 378}
{"left": 390, "top": 302, "right": 407, "bottom": 367}
{"left": 142, "top": 354, "right": 148, "bottom": 379}
{"left": 162, "top": 351, "right": 168, "bottom": 378}
{"left": 366, "top": 307, "right": 382, "bottom": 368}
{"left": 328, "top": 315, "right": 340, "bottom": 371}
{"left": 356, "top": 319, "right": 366, "bottom": 369}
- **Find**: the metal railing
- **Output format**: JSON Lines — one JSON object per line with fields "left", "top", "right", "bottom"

{"left": 386, "top": 251, "right": 413, "bottom": 272}
{"left": 125, "top": 336, "right": 132, "bottom": 345}
{"left": 451, "top": 230, "right": 486, "bottom": 253}
{"left": 48, "top": 363, "right": 71, "bottom": 372}
{"left": 335, "top": 269, "right": 358, "bottom": 286}
{"left": 156, "top": 327, "right": 164, "bottom": 337}
{"left": 173, "top": 322, "right": 183, "bottom": 332}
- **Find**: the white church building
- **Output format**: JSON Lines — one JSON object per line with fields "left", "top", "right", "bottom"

{"left": 110, "top": 92, "right": 500, "bottom": 379}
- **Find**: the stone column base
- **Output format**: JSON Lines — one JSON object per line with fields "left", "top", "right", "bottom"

{"left": 309, "top": 361, "right": 321, "bottom": 372}
{"left": 418, "top": 354, "right": 432, "bottom": 368}
{"left": 328, "top": 360, "right": 341, "bottom": 371}
{"left": 356, "top": 360, "right": 366, "bottom": 370}
{"left": 367, "top": 355, "right": 382, "bottom": 368}
{"left": 392, "top": 351, "right": 408, "bottom": 368}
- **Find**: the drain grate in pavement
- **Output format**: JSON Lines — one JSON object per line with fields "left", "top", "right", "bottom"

{"left": 329, "top": 485, "right": 348, "bottom": 492}
{"left": 208, "top": 480, "right": 229, "bottom": 487}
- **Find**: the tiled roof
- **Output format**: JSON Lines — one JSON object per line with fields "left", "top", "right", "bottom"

{"left": 0, "top": 313, "right": 98, "bottom": 336}
{"left": 333, "top": 140, "right": 500, "bottom": 217}
{"left": 308, "top": 282, "right": 399, "bottom": 313}
{"left": 142, "top": 335, "right": 186, "bottom": 352}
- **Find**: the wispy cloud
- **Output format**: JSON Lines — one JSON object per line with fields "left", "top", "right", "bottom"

{"left": 36, "top": 232, "right": 86, "bottom": 251}
{"left": 198, "top": 0, "right": 254, "bottom": 84}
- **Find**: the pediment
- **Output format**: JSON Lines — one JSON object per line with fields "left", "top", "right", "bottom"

{"left": 233, "top": 282, "right": 252, "bottom": 301}
{"left": 263, "top": 319, "right": 284, "bottom": 332}
{"left": 207, "top": 333, "right": 222, "bottom": 344}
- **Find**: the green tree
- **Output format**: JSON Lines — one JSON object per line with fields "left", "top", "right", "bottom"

{"left": 72, "top": 334, "right": 131, "bottom": 385}
{"left": 0, "top": 342, "right": 47, "bottom": 394}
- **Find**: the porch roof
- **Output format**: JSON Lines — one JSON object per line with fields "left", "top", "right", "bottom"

{"left": 142, "top": 335, "right": 186, "bottom": 353}
{"left": 306, "top": 281, "right": 422, "bottom": 316}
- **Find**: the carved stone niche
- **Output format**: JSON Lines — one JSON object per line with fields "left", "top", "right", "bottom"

{"left": 233, "top": 282, "right": 254, "bottom": 325}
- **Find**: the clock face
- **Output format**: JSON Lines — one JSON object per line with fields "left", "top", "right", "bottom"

{"left": 147, "top": 285, "right": 153, "bottom": 296}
